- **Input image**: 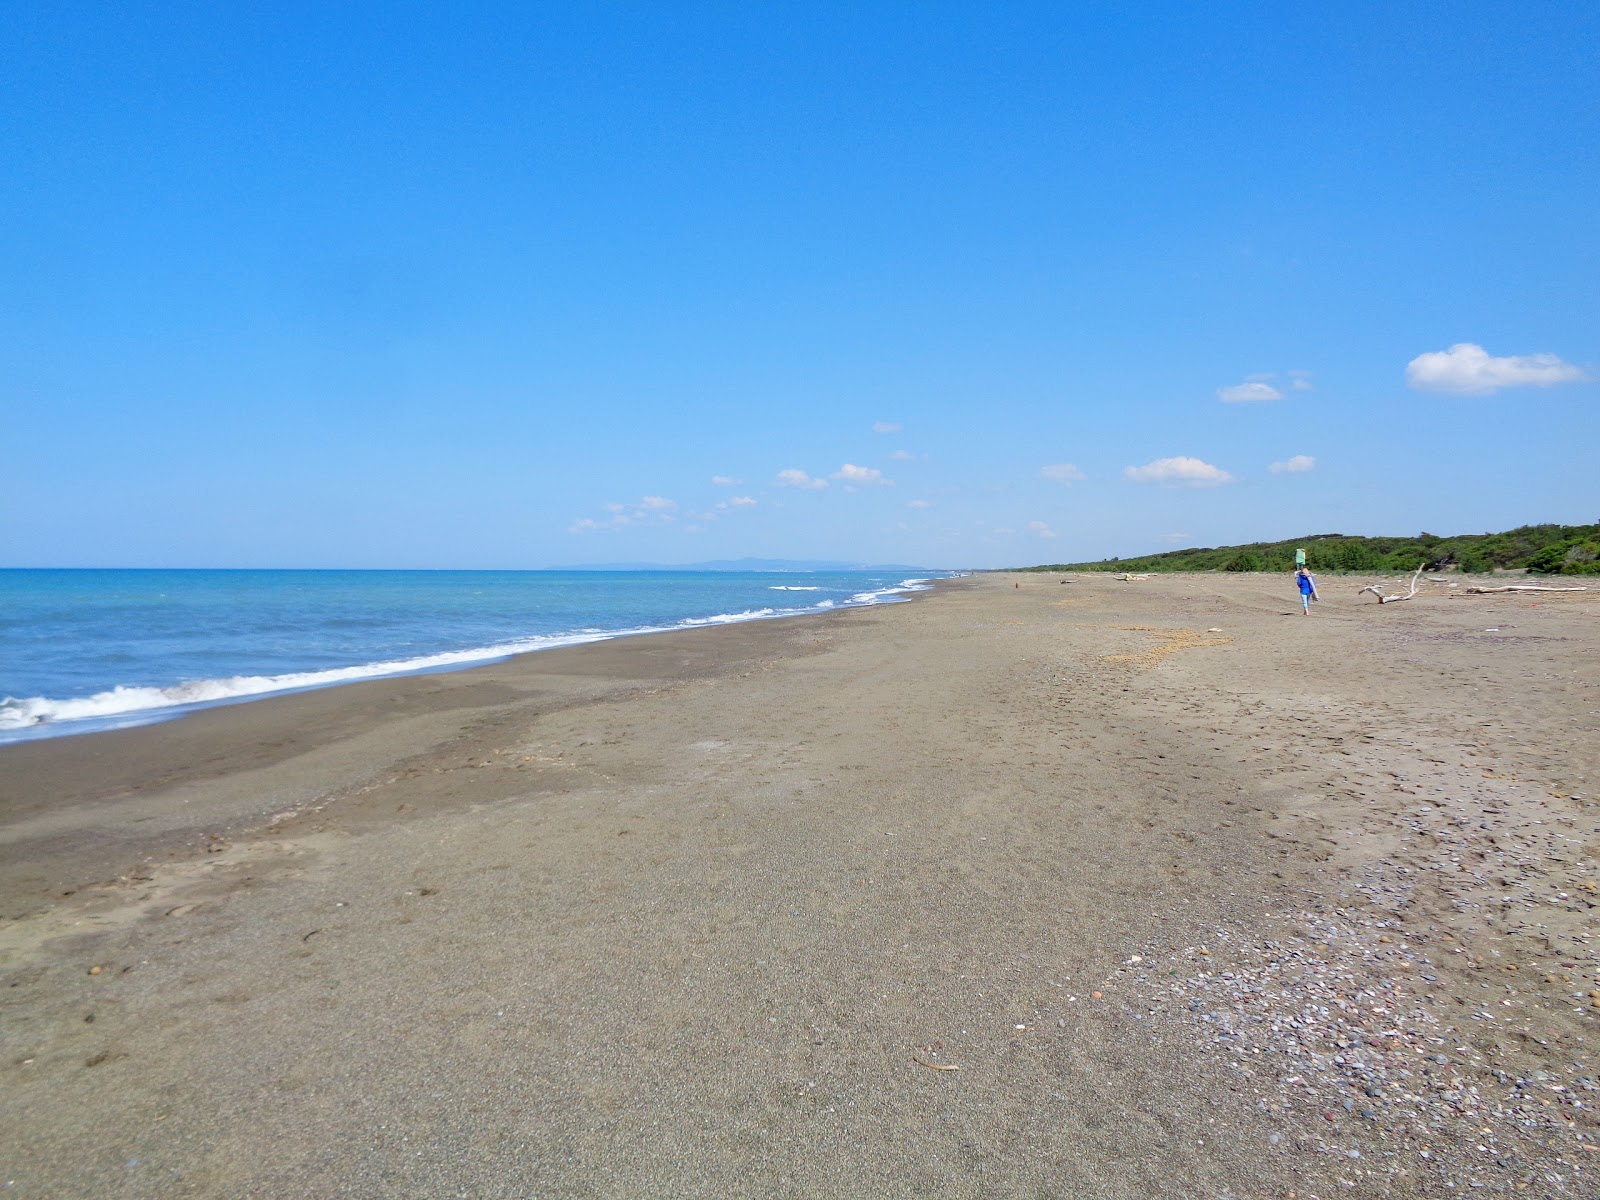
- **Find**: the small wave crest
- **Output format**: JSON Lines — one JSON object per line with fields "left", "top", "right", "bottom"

{"left": 677, "top": 608, "right": 778, "bottom": 626}
{"left": 0, "top": 631, "right": 614, "bottom": 735}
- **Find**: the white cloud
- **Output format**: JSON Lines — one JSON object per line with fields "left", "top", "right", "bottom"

{"left": 907, "top": 499, "right": 931, "bottom": 509}
{"left": 1217, "top": 380, "right": 1284, "bottom": 403}
{"left": 831, "top": 463, "right": 888, "bottom": 485}
{"left": 1269, "top": 454, "right": 1316, "bottom": 474}
{"left": 1039, "top": 463, "right": 1086, "bottom": 485}
{"left": 1124, "top": 456, "right": 1235, "bottom": 487}
{"left": 574, "top": 494, "right": 681, "bottom": 531}
{"left": 710, "top": 475, "right": 743, "bottom": 486}
{"left": 775, "top": 468, "right": 827, "bottom": 489}
{"left": 1405, "top": 342, "right": 1587, "bottom": 395}
{"left": 1288, "top": 369, "right": 1314, "bottom": 391}
{"left": 887, "top": 449, "right": 920, "bottom": 461}
{"left": 1028, "top": 520, "right": 1057, "bottom": 539}
{"left": 727, "top": 495, "right": 757, "bottom": 508}
{"left": 872, "top": 421, "right": 903, "bottom": 434}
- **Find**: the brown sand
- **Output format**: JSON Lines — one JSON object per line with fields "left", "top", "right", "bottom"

{"left": 1, "top": 573, "right": 1595, "bottom": 1198}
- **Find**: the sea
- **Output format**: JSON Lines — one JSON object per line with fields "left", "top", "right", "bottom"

{"left": 0, "top": 568, "right": 944, "bottom": 744}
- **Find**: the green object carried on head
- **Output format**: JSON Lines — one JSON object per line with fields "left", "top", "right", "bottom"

{"left": 1295, "top": 548, "right": 1307, "bottom": 566}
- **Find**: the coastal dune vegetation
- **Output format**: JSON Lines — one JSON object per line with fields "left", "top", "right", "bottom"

{"left": 1018, "top": 522, "right": 1600, "bottom": 576}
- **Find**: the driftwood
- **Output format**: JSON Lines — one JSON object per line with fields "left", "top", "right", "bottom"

{"left": 1359, "top": 563, "right": 1425, "bottom": 604}
{"left": 1462, "top": 583, "right": 1588, "bottom": 595}
{"left": 1119, "top": 573, "right": 1154, "bottom": 581}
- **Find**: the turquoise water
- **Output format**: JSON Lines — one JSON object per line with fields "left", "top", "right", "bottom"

{"left": 0, "top": 569, "right": 941, "bottom": 742}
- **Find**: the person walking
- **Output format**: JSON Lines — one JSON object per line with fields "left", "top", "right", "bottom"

{"left": 1295, "top": 567, "right": 1319, "bottom": 615}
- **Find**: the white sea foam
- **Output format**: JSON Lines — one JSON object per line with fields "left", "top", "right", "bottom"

{"left": 768, "top": 585, "right": 822, "bottom": 590}
{"left": 0, "top": 630, "right": 614, "bottom": 735}
{"left": 837, "top": 578, "right": 935, "bottom": 606}
{"left": 677, "top": 607, "right": 778, "bottom": 625}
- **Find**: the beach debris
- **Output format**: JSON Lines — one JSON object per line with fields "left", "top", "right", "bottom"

{"left": 1358, "top": 563, "right": 1426, "bottom": 604}
{"left": 1461, "top": 583, "right": 1588, "bottom": 594}
{"left": 1100, "top": 625, "right": 1232, "bottom": 668}
{"left": 911, "top": 1057, "right": 959, "bottom": 1071}
{"left": 301, "top": 929, "right": 322, "bottom": 942}
{"left": 87, "top": 966, "right": 103, "bottom": 976}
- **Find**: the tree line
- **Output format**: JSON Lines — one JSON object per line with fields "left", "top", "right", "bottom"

{"left": 1017, "top": 523, "right": 1600, "bottom": 576}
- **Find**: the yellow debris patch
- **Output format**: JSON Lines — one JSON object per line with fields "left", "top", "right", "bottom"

{"left": 1098, "top": 625, "right": 1234, "bottom": 668}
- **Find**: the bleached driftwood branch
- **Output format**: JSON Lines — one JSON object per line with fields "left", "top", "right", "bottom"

{"left": 1462, "top": 583, "right": 1589, "bottom": 595}
{"left": 1120, "top": 573, "right": 1153, "bottom": 581}
{"left": 1359, "top": 563, "right": 1425, "bottom": 604}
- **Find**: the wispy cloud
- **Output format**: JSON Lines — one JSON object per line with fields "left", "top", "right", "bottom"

{"left": 1405, "top": 342, "right": 1587, "bottom": 395}
{"left": 1288, "top": 369, "right": 1314, "bottom": 392}
{"left": 1158, "top": 533, "right": 1191, "bottom": 544}
{"left": 1124, "top": 456, "right": 1235, "bottom": 487}
{"left": 571, "top": 495, "right": 680, "bottom": 533}
{"left": 710, "top": 475, "right": 743, "bottom": 486}
{"left": 887, "top": 449, "right": 921, "bottom": 461}
{"left": 907, "top": 499, "right": 931, "bottom": 509}
{"left": 1028, "top": 520, "right": 1057, "bottom": 539}
{"left": 1268, "top": 454, "right": 1316, "bottom": 474}
{"left": 775, "top": 468, "right": 827, "bottom": 489}
{"left": 872, "top": 421, "right": 903, "bottom": 434}
{"left": 1038, "top": 463, "right": 1086, "bottom": 485}
{"left": 831, "top": 463, "right": 888, "bottom": 485}
{"left": 720, "top": 495, "right": 757, "bottom": 508}
{"left": 1217, "top": 379, "right": 1283, "bottom": 403}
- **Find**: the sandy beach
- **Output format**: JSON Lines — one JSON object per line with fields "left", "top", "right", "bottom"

{"left": 2, "top": 572, "right": 1596, "bottom": 1198}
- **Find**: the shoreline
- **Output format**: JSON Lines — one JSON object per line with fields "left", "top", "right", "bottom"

{"left": 0, "top": 573, "right": 946, "bottom": 746}
{"left": 2, "top": 572, "right": 1595, "bottom": 1196}
{"left": 0, "top": 590, "right": 957, "bottom": 912}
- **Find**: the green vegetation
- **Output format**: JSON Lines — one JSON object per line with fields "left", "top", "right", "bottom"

{"left": 1018, "top": 523, "right": 1600, "bottom": 576}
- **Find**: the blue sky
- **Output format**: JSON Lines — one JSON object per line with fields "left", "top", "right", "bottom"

{"left": 4, "top": 2, "right": 1595, "bottom": 569}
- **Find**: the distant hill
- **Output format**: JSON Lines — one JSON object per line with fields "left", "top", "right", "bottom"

{"left": 544, "top": 558, "right": 941, "bottom": 573}
{"left": 1016, "top": 523, "right": 1600, "bottom": 575}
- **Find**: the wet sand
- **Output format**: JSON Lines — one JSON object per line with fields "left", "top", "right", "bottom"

{"left": 2, "top": 572, "right": 1596, "bottom": 1197}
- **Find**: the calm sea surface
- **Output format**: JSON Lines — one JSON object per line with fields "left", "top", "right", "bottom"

{"left": 0, "top": 569, "right": 942, "bottom": 742}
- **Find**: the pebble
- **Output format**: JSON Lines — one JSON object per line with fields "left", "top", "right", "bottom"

{"left": 1126, "top": 909, "right": 1599, "bottom": 1197}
